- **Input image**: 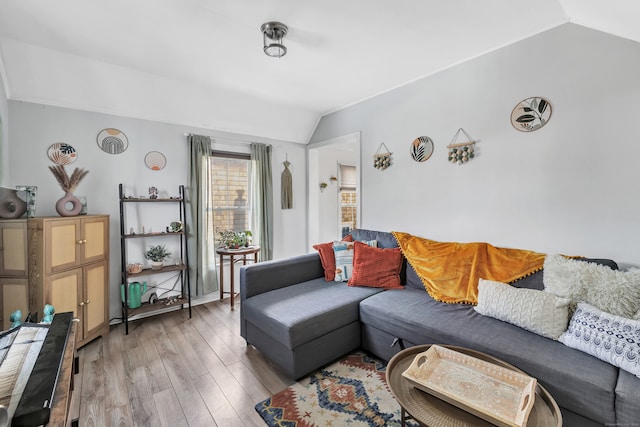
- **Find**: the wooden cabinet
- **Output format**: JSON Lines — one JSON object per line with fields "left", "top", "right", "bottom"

{"left": 0, "top": 278, "right": 28, "bottom": 330}
{"left": 0, "top": 219, "right": 28, "bottom": 276}
{"left": 0, "top": 219, "right": 29, "bottom": 330}
{"left": 28, "top": 215, "right": 109, "bottom": 347}
{"left": 40, "top": 216, "right": 108, "bottom": 274}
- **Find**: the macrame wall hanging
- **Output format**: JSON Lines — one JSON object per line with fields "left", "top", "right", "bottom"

{"left": 281, "top": 153, "right": 293, "bottom": 209}
{"left": 373, "top": 142, "right": 392, "bottom": 170}
{"left": 447, "top": 128, "right": 476, "bottom": 165}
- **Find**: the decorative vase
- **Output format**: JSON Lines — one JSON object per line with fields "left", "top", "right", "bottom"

{"left": 0, "top": 188, "right": 27, "bottom": 219}
{"left": 150, "top": 261, "right": 164, "bottom": 270}
{"left": 55, "top": 192, "right": 83, "bottom": 217}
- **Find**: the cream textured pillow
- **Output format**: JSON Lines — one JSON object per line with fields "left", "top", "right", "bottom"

{"left": 543, "top": 254, "right": 640, "bottom": 319}
{"left": 475, "top": 279, "right": 571, "bottom": 340}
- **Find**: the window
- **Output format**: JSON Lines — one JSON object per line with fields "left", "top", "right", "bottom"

{"left": 210, "top": 151, "right": 251, "bottom": 247}
{"left": 340, "top": 190, "right": 357, "bottom": 234}
{"left": 339, "top": 164, "right": 357, "bottom": 236}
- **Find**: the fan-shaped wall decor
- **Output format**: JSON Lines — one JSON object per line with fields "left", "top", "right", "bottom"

{"left": 511, "top": 97, "right": 552, "bottom": 132}
{"left": 410, "top": 136, "right": 434, "bottom": 162}
{"left": 47, "top": 143, "right": 77, "bottom": 165}
{"left": 144, "top": 151, "right": 167, "bottom": 170}
{"left": 97, "top": 128, "right": 129, "bottom": 154}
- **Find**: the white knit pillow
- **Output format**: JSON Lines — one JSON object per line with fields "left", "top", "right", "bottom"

{"left": 475, "top": 279, "right": 571, "bottom": 340}
{"left": 543, "top": 254, "right": 640, "bottom": 319}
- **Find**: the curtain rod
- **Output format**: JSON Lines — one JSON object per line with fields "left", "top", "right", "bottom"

{"left": 184, "top": 133, "right": 271, "bottom": 147}
{"left": 184, "top": 132, "right": 273, "bottom": 146}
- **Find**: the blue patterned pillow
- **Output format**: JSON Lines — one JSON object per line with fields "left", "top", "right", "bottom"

{"left": 334, "top": 240, "right": 376, "bottom": 282}
{"left": 559, "top": 302, "right": 640, "bottom": 377}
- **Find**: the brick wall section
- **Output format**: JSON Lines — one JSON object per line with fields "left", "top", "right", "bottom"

{"left": 340, "top": 190, "right": 357, "bottom": 230}
{"left": 210, "top": 157, "right": 250, "bottom": 246}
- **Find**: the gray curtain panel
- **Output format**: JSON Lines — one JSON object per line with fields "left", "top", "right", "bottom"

{"left": 250, "top": 143, "right": 274, "bottom": 261}
{"left": 188, "top": 134, "right": 218, "bottom": 296}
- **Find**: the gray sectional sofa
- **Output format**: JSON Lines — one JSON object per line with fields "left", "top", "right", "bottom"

{"left": 240, "top": 229, "right": 640, "bottom": 427}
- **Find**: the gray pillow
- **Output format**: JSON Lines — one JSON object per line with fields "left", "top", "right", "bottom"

{"left": 475, "top": 279, "right": 571, "bottom": 340}
{"left": 543, "top": 254, "right": 640, "bottom": 319}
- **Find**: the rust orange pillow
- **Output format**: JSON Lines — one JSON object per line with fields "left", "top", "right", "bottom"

{"left": 348, "top": 241, "right": 404, "bottom": 289}
{"left": 313, "top": 234, "right": 353, "bottom": 281}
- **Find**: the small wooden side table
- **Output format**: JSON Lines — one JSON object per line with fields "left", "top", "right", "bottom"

{"left": 216, "top": 246, "right": 260, "bottom": 309}
{"left": 387, "top": 344, "right": 562, "bottom": 427}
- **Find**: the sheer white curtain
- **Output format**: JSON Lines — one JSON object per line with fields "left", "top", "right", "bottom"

{"left": 188, "top": 134, "right": 218, "bottom": 295}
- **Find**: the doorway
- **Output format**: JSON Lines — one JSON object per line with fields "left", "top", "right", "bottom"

{"left": 307, "top": 132, "right": 360, "bottom": 249}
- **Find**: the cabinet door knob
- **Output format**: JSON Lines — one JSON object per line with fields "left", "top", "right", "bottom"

{"left": 77, "top": 240, "right": 84, "bottom": 244}
{"left": 79, "top": 301, "right": 85, "bottom": 306}
{"left": 83, "top": 239, "right": 87, "bottom": 244}
{"left": 85, "top": 299, "right": 90, "bottom": 304}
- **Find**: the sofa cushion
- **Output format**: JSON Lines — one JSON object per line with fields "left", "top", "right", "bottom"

{"left": 615, "top": 369, "right": 640, "bottom": 425}
{"left": 334, "top": 239, "right": 377, "bottom": 282}
{"left": 560, "top": 302, "right": 640, "bottom": 377}
{"left": 350, "top": 229, "right": 398, "bottom": 248}
{"left": 348, "top": 241, "right": 403, "bottom": 289}
{"left": 351, "top": 229, "right": 409, "bottom": 285}
{"left": 509, "top": 257, "right": 618, "bottom": 291}
{"left": 475, "top": 278, "right": 571, "bottom": 340}
{"left": 313, "top": 235, "right": 353, "bottom": 281}
{"left": 243, "top": 278, "right": 383, "bottom": 350}
{"left": 405, "top": 263, "right": 424, "bottom": 291}
{"left": 359, "top": 289, "right": 617, "bottom": 424}
{"left": 544, "top": 254, "right": 640, "bottom": 318}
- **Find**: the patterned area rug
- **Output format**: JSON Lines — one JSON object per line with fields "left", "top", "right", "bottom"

{"left": 255, "top": 352, "right": 419, "bottom": 427}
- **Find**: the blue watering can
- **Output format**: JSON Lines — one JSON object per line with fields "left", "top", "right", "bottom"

{"left": 120, "top": 281, "right": 147, "bottom": 309}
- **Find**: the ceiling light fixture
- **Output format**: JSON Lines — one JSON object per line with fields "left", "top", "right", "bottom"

{"left": 261, "top": 21, "right": 288, "bottom": 58}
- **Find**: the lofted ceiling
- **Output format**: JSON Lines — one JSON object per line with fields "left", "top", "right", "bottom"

{"left": 0, "top": 0, "right": 639, "bottom": 143}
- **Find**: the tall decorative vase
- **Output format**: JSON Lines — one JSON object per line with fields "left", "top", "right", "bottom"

{"left": 55, "top": 192, "right": 83, "bottom": 216}
{"left": 0, "top": 188, "right": 27, "bottom": 219}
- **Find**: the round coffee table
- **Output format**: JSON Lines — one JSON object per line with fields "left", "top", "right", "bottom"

{"left": 387, "top": 345, "right": 562, "bottom": 427}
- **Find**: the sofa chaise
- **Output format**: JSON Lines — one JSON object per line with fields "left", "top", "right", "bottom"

{"left": 240, "top": 229, "right": 640, "bottom": 427}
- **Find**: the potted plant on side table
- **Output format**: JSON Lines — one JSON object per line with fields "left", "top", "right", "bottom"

{"left": 144, "top": 244, "right": 171, "bottom": 270}
{"left": 218, "top": 229, "right": 253, "bottom": 249}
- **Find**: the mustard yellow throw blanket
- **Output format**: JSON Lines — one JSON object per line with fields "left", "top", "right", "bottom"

{"left": 392, "top": 232, "right": 546, "bottom": 305}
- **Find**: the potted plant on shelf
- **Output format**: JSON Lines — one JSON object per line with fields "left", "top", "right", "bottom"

{"left": 144, "top": 244, "right": 171, "bottom": 270}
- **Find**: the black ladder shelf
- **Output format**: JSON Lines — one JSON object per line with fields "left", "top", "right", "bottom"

{"left": 118, "top": 183, "right": 191, "bottom": 334}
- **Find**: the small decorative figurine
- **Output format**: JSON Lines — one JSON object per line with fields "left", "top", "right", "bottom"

{"left": 9, "top": 310, "right": 22, "bottom": 329}
{"left": 42, "top": 304, "right": 55, "bottom": 323}
{"left": 149, "top": 186, "right": 158, "bottom": 199}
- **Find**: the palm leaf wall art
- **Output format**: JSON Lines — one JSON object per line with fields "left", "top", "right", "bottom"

{"left": 511, "top": 97, "right": 552, "bottom": 132}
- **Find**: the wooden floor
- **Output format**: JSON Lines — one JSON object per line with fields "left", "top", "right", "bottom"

{"left": 72, "top": 300, "right": 293, "bottom": 427}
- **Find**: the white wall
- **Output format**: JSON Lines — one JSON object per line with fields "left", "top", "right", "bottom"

{"left": 310, "top": 23, "right": 640, "bottom": 266}
{"left": 7, "top": 101, "right": 307, "bottom": 320}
